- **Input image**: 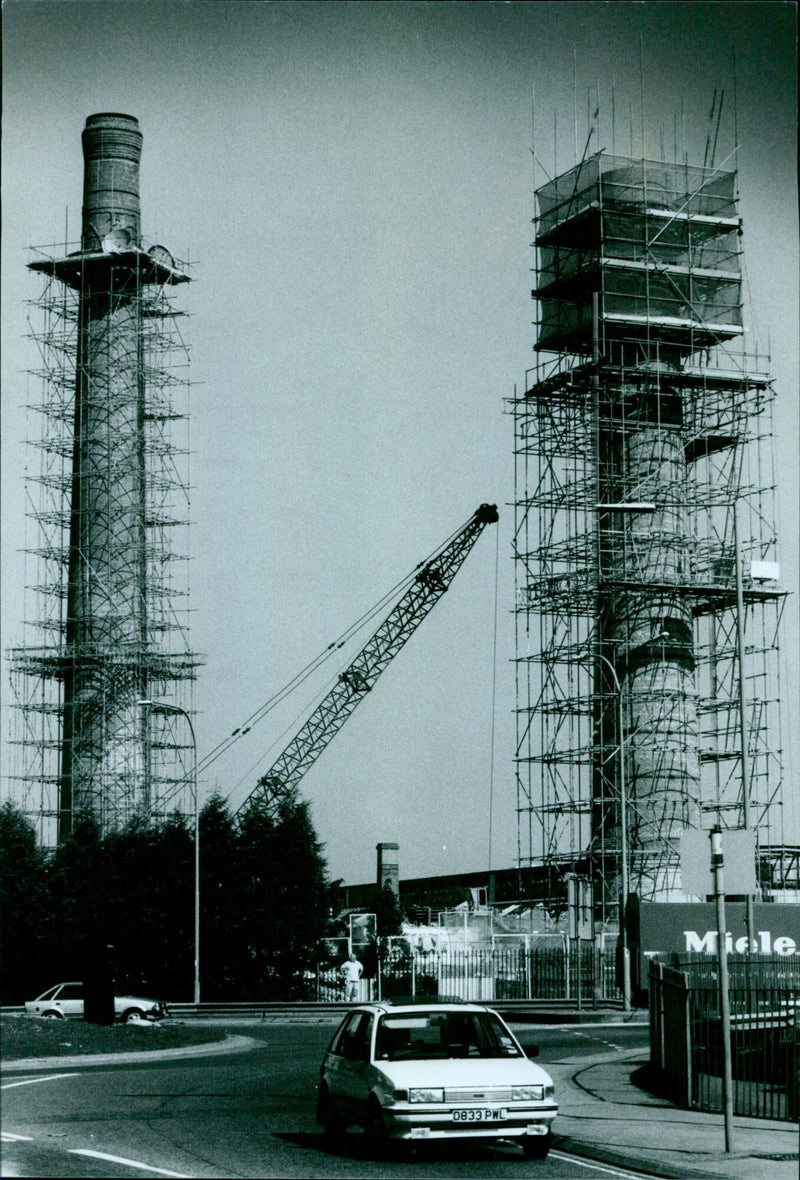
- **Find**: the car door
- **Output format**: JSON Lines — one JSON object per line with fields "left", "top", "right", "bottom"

{"left": 53, "top": 983, "right": 85, "bottom": 1017}
{"left": 27, "top": 984, "right": 60, "bottom": 1015}
{"left": 324, "top": 1012, "right": 362, "bottom": 1111}
{"left": 331, "top": 1011, "right": 374, "bottom": 1120}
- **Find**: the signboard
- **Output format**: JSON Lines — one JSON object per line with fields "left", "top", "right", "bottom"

{"left": 679, "top": 828, "right": 757, "bottom": 897}
{"left": 349, "top": 912, "right": 376, "bottom": 950}
{"left": 628, "top": 900, "right": 800, "bottom": 989}
{"left": 566, "top": 874, "right": 593, "bottom": 940}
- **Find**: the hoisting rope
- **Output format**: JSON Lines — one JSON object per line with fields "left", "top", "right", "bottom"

{"left": 488, "top": 516, "right": 500, "bottom": 872}
{"left": 196, "top": 513, "right": 472, "bottom": 779}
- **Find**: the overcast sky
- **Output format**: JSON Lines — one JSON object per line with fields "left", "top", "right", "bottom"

{"left": 2, "top": 1, "right": 797, "bottom": 886}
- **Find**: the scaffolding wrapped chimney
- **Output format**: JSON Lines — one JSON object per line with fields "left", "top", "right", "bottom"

{"left": 514, "top": 150, "right": 785, "bottom": 910}
{"left": 10, "top": 113, "right": 200, "bottom": 842}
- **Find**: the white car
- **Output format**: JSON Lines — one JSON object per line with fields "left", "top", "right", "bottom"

{"left": 25, "top": 982, "right": 166, "bottom": 1023}
{"left": 317, "top": 1001, "right": 557, "bottom": 1159}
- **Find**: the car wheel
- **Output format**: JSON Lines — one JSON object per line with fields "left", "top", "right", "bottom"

{"left": 41, "top": 1010, "right": 64, "bottom": 1020}
{"left": 121, "top": 1008, "right": 144, "bottom": 1024}
{"left": 364, "top": 1099, "right": 391, "bottom": 1157}
{"left": 522, "top": 1132, "right": 552, "bottom": 1160}
{"left": 317, "top": 1087, "right": 346, "bottom": 1144}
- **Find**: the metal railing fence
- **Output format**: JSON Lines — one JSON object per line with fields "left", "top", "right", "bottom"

{"left": 650, "top": 956, "right": 800, "bottom": 1122}
{"left": 317, "top": 941, "right": 620, "bottom": 1006}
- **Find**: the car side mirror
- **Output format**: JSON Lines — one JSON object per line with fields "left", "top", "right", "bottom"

{"left": 526, "top": 1044, "right": 540, "bottom": 1058}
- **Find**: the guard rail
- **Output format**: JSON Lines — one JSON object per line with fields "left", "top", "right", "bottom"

{"left": 3, "top": 998, "right": 633, "bottom": 1022}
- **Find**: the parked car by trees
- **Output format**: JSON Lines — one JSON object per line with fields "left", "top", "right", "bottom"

{"left": 25, "top": 982, "right": 166, "bottom": 1023}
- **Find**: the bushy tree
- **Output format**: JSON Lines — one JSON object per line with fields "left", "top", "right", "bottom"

{"left": 235, "top": 802, "right": 279, "bottom": 996}
{"left": 43, "top": 812, "right": 113, "bottom": 982}
{"left": 106, "top": 813, "right": 193, "bottom": 999}
{"left": 149, "top": 813, "right": 195, "bottom": 998}
{"left": 0, "top": 803, "right": 48, "bottom": 1003}
{"left": 235, "top": 792, "right": 329, "bottom": 999}
{"left": 269, "top": 794, "right": 329, "bottom": 996}
{"left": 0, "top": 783, "right": 331, "bottom": 1004}
{"left": 374, "top": 881, "right": 405, "bottom": 938}
{"left": 198, "top": 794, "right": 240, "bottom": 999}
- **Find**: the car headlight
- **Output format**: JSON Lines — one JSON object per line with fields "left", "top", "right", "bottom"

{"left": 409, "top": 1088, "right": 444, "bottom": 1103}
{"left": 512, "top": 1084, "right": 554, "bottom": 1101}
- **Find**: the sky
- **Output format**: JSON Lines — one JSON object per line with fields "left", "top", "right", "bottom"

{"left": 2, "top": 1, "right": 798, "bottom": 887}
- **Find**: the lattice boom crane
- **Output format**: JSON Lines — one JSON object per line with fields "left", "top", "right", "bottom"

{"left": 237, "top": 503, "right": 498, "bottom": 815}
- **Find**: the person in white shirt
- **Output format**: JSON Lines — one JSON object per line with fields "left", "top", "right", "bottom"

{"left": 340, "top": 951, "right": 363, "bottom": 1001}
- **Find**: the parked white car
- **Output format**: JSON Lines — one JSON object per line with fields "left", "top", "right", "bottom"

{"left": 317, "top": 1001, "right": 556, "bottom": 1158}
{"left": 25, "top": 981, "right": 166, "bottom": 1023}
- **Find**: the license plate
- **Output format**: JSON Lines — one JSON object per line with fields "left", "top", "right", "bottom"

{"left": 452, "top": 1108, "right": 507, "bottom": 1122}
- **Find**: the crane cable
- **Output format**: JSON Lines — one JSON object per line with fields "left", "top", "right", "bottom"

{"left": 196, "top": 512, "right": 473, "bottom": 778}
{"left": 197, "top": 574, "right": 414, "bottom": 777}
{"left": 222, "top": 661, "right": 350, "bottom": 807}
{"left": 488, "top": 518, "right": 500, "bottom": 873}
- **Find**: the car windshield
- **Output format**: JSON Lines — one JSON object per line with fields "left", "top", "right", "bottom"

{"left": 375, "top": 1010, "right": 523, "bottom": 1061}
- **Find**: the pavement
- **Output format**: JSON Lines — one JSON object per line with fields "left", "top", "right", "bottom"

{"left": 2, "top": 1019, "right": 798, "bottom": 1180}
{"left": 544, "top": 1045, "right": 799, "bottom": 1180}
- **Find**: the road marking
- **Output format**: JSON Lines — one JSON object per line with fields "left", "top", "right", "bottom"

{"left": 1, "top": 1072, "right": 79, "bottom": 1089}
{"left": 68, "top": 1150, "right": 191, "bottom": 1177}
{"left": 1, "top": 1132, "right": 34, "bottom": 1141}
{"left": 551, "top": 1151, "right": 660, "bottom": 1178}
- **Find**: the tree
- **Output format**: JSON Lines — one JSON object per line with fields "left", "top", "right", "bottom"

{"left": 198, "top": 794, "right": 240, "bottom": 1000}
{"left": 0, "top": 783, "right": 332, "bottom": 1004}
{"left": 235, "top": 802, "right": 278, "bottom": 996}
{"left": 236, "top": 791, "right": 329, "bottom": 998}
{"left": 106, "top": 813, "right": 194, "bottom": 999}
{"left": 269, "top": 794, "right": 330, "bottom": 996}
{"left": 43, "top": 812, "right": 117, "bottom": 1021}
{"left": 43, "top": 814, "right": 110, "bottom": 977}
{"left": 147, "top": 813, "right": 195, "bottom": 998}
{"left": 0, "top": 802, "right": 48, "bottom": 1003}
{"left": 374, "top": 881, "right": 405, "bottom": 938}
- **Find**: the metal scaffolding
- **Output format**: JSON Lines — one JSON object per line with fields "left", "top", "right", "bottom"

{"left": 513, "top": 150, "right": 786, "bottom": 916}
{"left": 8, "top": 231, "right": 199, "bottom": 844}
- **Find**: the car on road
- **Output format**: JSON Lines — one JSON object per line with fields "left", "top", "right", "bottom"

{"left": 24, "top": 981, "right": 167, "bottom": 1023}
{"left": 317, "top": 1001, "right": 557, "bottom": 1159}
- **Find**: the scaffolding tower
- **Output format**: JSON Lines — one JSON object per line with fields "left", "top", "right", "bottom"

{"left": 513, "top": 150, "right": 786, "bottom": 917}
{"left": 8, "top": 114, "right": 199, "bottom": 844}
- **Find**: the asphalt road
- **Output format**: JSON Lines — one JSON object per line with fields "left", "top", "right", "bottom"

{"left": 1, "top": 1024, "right": 650, "bottom": 1179}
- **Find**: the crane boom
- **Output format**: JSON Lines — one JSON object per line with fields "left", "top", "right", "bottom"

{"left": 237, "top": 503, "right": 498, "bottom": 815}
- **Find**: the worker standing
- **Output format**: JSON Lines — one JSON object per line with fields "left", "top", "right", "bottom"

{"left": 341, "top": 951, "right": 363, "bottom": 1002}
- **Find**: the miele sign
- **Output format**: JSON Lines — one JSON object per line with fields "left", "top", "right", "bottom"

{"left": 631, "top": 902, "right": 800, "bottom": 986}
{"left": 683, "top": 929, "right": 797, "bottom": 956}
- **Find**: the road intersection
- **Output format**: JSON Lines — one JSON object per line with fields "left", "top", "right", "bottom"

{"left": 2, "top": 1021, "right": 796, "bottom": 1179}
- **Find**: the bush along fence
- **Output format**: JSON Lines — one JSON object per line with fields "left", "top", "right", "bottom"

{"left": 316, "top": 940, "right": 621, "bottom": 1006}
{"left": 649, "top": 955, "right": 800, "bottom": 1122}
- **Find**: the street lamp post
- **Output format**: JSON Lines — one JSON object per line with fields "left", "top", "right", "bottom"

{"left": 593, "top": 500, "right": 657, "bottom": 1011}
{"left": 732, "top": 503, "right": 756, "bottom": 954}
{"left": 139, "top": 700, "right": 200, "bottom": 1004}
